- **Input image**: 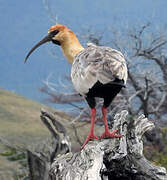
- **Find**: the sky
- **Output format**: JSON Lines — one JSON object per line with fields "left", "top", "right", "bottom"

{"left": 0, "top": 0, "right": 167, "bottom": 108}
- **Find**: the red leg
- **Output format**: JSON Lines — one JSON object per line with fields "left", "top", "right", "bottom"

{"left": 81, "top": 108, "right": 99, "bottom": 149}
{"left": 100, "top": 107, "right": 122, "bottom": 139}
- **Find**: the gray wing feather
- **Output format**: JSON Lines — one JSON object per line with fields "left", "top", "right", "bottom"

{"left": 71, "top": 43, "right": 128, "bottom": 95}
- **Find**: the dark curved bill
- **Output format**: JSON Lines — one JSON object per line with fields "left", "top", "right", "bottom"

{"left": 24, "top": 34, "right": 52, "bottom": 63}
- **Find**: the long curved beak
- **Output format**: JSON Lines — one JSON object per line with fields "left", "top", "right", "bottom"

{"left": 24, "top": 34, "right": 53, "bottom": 63}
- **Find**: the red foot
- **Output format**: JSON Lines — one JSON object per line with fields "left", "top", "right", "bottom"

{"left": 81, "top": 134, "right": 99, "bottom": 149}
{"left": 100, "top": 129, "right": 122, "bottom": 139}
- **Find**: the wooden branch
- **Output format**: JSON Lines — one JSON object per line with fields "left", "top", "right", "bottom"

{"left": 49, "top": 110, "right": 167, "bottom": 180}
{"left": 27, "top": 110, "right": 167, "bottom": 180}
{"left": 41, "top": 109, "right": 68, "bottom": 136}
{"left": 154, "top": 92, "right": 167, "bottom": 113}
{"left": 27, "top": 150, "right": 50, "bottom": 180}
{"left": 27, "top": 110, "right": 71, "bottom": 179}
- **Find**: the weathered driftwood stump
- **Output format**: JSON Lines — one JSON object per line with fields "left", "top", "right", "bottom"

{"left": 27, "top": 110, "right": 167, "bottom": 180}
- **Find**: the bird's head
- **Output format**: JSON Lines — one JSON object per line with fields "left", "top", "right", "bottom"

{"left": 25, "top": 24, "right": 83, "bottom": 64}
{"left": 48, "top": 24, "right": 72, "bottom": 45}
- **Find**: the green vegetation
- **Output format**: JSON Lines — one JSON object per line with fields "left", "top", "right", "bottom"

{"left": 0, "top": 88, "right": 51, "bottom": 179}
{"left": 0, "top": 89, "right": 49, "bottom": 142}
{"left": 143, "top": 127, "right": 167, "bottom": 169}
{"left": 144, "top": 146, "right": 167, "bottom": 169}
{"left": 0, "top": 88, "right": 102, "bottom": 179}
{"left": 0, "top": 146, "right": 27, "bottom": 179}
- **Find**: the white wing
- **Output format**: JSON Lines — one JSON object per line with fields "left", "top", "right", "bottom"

{"left": 71, "top": 43, "right": 128, "bottom": 96}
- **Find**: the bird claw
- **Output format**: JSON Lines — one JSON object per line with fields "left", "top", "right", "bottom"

{"left": 81, "top": 134, "right": 99, "bottom": 149}
{"left": 100, "top": 129, "right": 122, "bottom": 139}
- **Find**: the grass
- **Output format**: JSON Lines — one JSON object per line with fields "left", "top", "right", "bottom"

{"left": 0, "top": 88, "right": 51, "bottom": 178}
{"left": 0, "top": 89, "right": 50, "bottom": 144}
{"left": 0, "top": 88, "right": 102, "bottom": 179}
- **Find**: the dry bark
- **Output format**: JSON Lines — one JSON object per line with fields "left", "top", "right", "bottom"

{"left": 27, "top": 110, "right": 167, "bottom": 180}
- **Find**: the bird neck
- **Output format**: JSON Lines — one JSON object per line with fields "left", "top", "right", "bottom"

{"left": 61, "top": 32, "right": 84, "bottom": 64}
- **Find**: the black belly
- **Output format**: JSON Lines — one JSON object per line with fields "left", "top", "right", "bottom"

{"left": 85, "top": 79, "right": 124, "bottom": 108}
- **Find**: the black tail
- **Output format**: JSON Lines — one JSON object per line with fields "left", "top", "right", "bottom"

{"left": 109, "top": 79, "right": 126, "bottom": 88}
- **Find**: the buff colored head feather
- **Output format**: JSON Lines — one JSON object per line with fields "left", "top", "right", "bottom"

{"left": 25, "top": 24, "right": 84, "bottom": 64}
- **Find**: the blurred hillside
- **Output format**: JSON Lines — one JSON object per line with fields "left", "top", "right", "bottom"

{"left": 0, "top": 88, "right": 103, "bottom": 179}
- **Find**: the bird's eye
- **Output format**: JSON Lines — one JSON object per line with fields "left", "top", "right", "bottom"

{"left": 50, "top": 30, "right": 59, "bottom": 36}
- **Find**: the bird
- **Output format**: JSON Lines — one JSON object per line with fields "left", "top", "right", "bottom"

{"left": 25, "top": 24, "right": 128, "bottom": 149}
